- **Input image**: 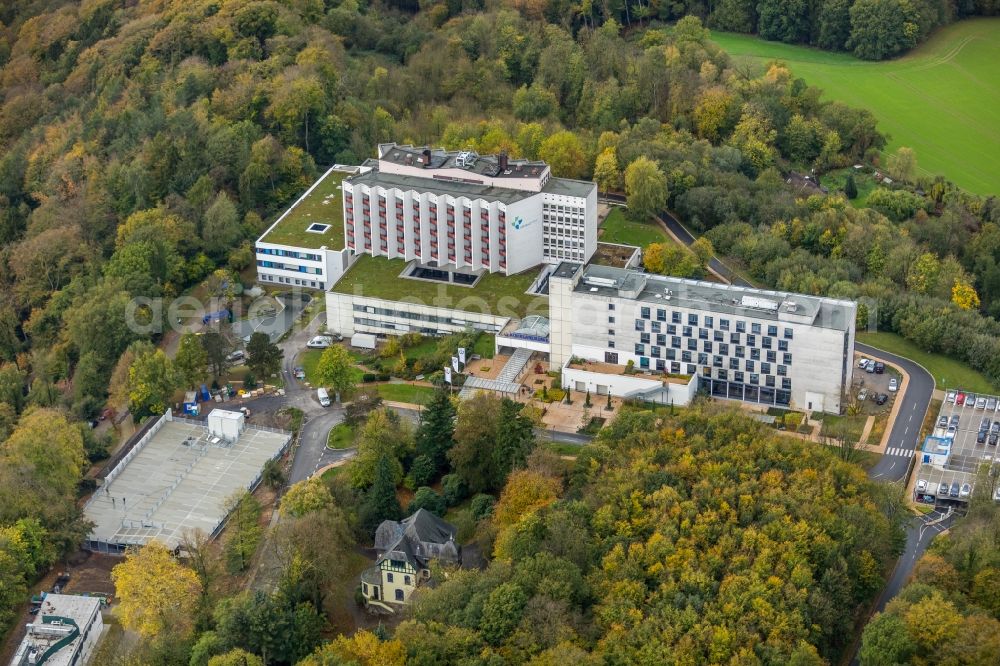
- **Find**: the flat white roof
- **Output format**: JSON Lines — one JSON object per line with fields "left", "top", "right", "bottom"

{"left": 12, "top": 595, "right": 102, "bottom": 666}
{"left": 84, "top": 415, "right": 289, "bottom": 549}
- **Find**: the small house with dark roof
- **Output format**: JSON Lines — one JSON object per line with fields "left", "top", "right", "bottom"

{"left": 361, "top": 509, "right": 460, "bottom": 611}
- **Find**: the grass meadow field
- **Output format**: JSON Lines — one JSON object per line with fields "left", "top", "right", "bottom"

{"left": 710, "top": 19, "right": 1000, "bottom": 195}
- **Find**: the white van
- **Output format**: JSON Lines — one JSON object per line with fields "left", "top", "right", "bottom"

{"left": 317, "top": 388, "right": 330, "bottom": 407}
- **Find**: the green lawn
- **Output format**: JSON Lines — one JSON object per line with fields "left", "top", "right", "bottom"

{"left": 818, "top": 169, "right": 878, "bottom": 208}
{"left": 858, "top": 331, "right": 1000, "bottom": 394}
{"left": 321, "top": 463, "right": 350, "bottom": 480}
{"left": 402, "top": 336, "right": 439, "bottom": 361}
{"left": 544, "top": 441, "right": 584, "bottom": 456}
{"left": 331, "top": 255, "right": 548, "bottom": 318}
{"left": 376, "top": 383, "right": 437, "bottom": 405}
{"left": 820, "top": 413, "right": 867, "bottom": 442}
{"left": 472, "top": 333, "right": 495, "bottom": 359}
{"left": 710, "top": 19, "right": 1000, "bottom": 195}
{"left": 327, "top": 423, "right": 355, "bottom": 449}
{"left": 598, "top": 208, "right": 669, "bottom": 247}
{"left": 298, "top": 347, "right": 364, "bottom": 385}
{"left": 259, "top": 169, "right": 349, "bottom": 249}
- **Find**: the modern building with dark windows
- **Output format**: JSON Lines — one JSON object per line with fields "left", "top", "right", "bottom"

{"left": 549, "top": 263, "right": 855, "bottom": 413}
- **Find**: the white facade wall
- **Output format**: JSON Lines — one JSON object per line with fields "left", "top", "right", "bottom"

{"left": 562, "top": 365, "right": 698, "bottom": 405}
{"left": 541, "top": 187, "right": 596, "bottom": 265}
{"left": 255, "top": 243, "right": 353, "bottom": 290}
{"left": 344, "top": 183, "right": 518, "bottom": 273}
{"left": 342, "top": 180, "right": 596, "bottom": 274}
{"left": 547, "top": 271, "right": 576, "bottom": 367}
{"left": 326, "top": 291, "right": 509, "bottom": 339}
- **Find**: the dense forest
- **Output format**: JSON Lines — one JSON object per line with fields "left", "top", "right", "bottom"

{"left": 395, "top": 406, "right": 907, "bottom": 664}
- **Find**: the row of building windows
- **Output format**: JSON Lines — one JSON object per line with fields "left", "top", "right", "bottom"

{"left": 256, "top": 247, "right": 323, "bottom": 261}
{"left": 633, "top": 320, "right": 790, "bottom": 351}
{"left": 259, "top": 273, "right": 322, "bottom": 288}
{"left": 543, "top": 223, "right": 584, "bottom": 236}
{"left": 544, "top": 248, "right": 585, "bottom": 261}
{"left": 636, "top": 306, "right": 795, "bottom": 339}
{"left": 631, "top": 342, "right": 790, "bottom": 370}
{"left": 352, "top": 304, "right": 501, "bottom": 330}
{"left": 630, "top": 336, "right": 792, "bottom": 363}
{"left": 257, "top": 260, "right": 323, "bottom": 274}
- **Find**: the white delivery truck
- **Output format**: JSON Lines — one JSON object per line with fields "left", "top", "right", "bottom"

{"left": 317, "top": 387, "right": 331, "bottom": 407}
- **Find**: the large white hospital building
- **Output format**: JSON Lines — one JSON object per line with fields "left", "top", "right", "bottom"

{"left": 257, "top": 143, "right": 855, "bottom": 413}
{"left": 343, "top": 143, "right": 598, "bottom": 272}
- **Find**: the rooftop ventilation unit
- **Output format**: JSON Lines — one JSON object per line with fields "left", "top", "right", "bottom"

{"left": 584, "top": 276, "right": 617, "bottom": 288}
{"left": 455, "top": 151, "right": 478, "bottom": 168}
{"left": 784, "top": 302, "right": 799, "bottom": 313}
{"left": 740, "top": 295, "right": 779, "bottom": 311}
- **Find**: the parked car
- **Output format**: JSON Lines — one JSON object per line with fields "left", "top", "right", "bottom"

{"left": 960, "top": 483, "right": 972, "bottom": 499}
{"left": 857, "top": 388, "right": 868, "bottom": 402}
{"left": 888, "top": 378, "right": 898, "bottom": 392}
{"left": 977, "top": 430, "right": 987, "bottom": 444}
{"left": 950, "top": 414, "right": 960, "bottom": 428}
{"left": 858, "top": 358, "right": 871, "bottom": 369}
{"left": 967, "top": 393, "right": 978, "bottom": 406}
{"left": 981, "top": 417, "right": 991, "bottom": 430}
{"left": 866, "top": 362, "right": 876, "bottom": 373}
{"left": 874, "top": 362, "right": 885, "bottom": 374}
{"left": 994, "top": 486, "right": 1000, "bottom": 502}
{"left": 946, "top": 390, "right": 957, "bottom": 403}
{"left": 991, "top": 421, "right": 1000, "bottom": 433}
{"left": 950, "top": 482, "right": 961, "bottom": 498}
{"left": 916, "top": 479, "right": 927, "bottom": 492}
{"left": 875, "top": 393, "right": 888, "bottom": 405}
{"left": 317, "top": 387, "right": 331, "bottom": 407}
{"left": 307, "top": 335, "right": 334, "bottom": 349}
{"left": 293, "top": 366, "right": 306, "bottom": 380}
{"left": 957, "top": 393, "right": 966, "bottom": 405}
{"left": 226, "top": 349, "right": 245, "bottom": 362}
{"left": 938, "top": 415, "right": 949, "bottom": 429}
{"left": 976, "top": 397, "right": 988, "bottom": 409}
{"left": 988, "top": 398, "right": 997, "bottom": 411}
{"left": 990, "top": 433, "right": 998, "bottom": 446}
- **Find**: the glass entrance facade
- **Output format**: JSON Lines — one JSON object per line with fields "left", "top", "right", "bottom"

{"left": 701, "top": 377, "right": 791, "bottom": 406}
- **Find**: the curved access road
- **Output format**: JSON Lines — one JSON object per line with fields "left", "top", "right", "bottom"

{"left": 859, "top": 344, "right": 934, "bottom": 482}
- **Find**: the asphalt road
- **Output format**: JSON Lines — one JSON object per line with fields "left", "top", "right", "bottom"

{"left": 602, "top": 195, "right": 948, "bottom": 643}
{"left": 860, "top": 343, "right": 935, "bottom": 482}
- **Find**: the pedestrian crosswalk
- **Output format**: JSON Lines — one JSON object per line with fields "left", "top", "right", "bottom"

{"left": 885, "top": 446, "right": 913, "bottom": 458}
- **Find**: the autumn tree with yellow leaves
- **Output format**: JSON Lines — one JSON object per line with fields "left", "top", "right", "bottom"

{"left": 112, "top": 541, "right": 202, "bottom": 640}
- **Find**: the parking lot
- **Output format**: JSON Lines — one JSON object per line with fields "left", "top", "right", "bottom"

{"left": 853, "top": 355, "right": 901, "bottom": 413}
{"left": 914, "top": 389, "right": 1000, "bottom": 506}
